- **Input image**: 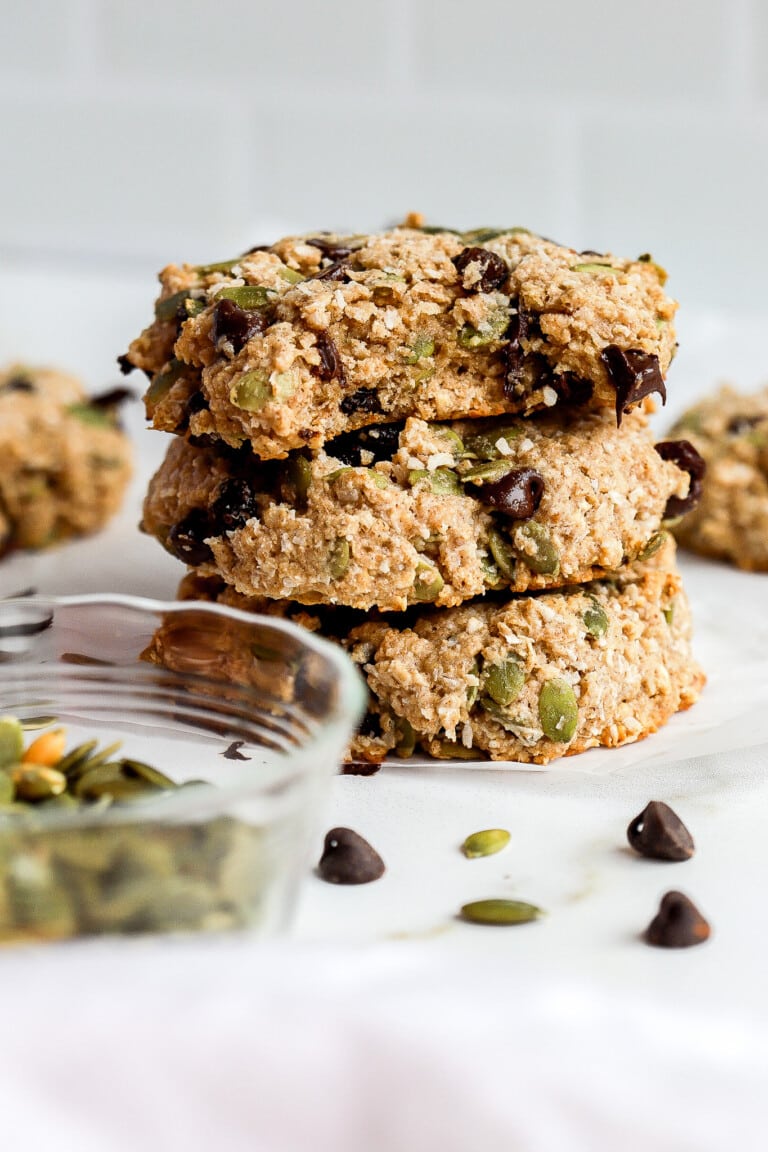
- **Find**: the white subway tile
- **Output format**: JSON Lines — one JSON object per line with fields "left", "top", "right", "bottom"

{"left": 0, "top": 0, "right": 71, "bottom": 72}
{"left": 97, "top": 0, "right": 394, "bottom": 88}
{"left": 581, "top": 116, "right": 768, "bottom": 309}
{"left": 411, "top": 0, "right": 732, "bottom": 103}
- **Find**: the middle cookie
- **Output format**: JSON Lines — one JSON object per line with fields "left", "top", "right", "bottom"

{"left": 144, "top": 407, "right": 701, "bottom": 613}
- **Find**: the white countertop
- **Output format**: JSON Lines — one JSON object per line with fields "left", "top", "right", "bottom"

{"left": 1, "top": 260, "right": 767, "bottom": 1150}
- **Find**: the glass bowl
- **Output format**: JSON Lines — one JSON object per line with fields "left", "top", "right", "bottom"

{"left": 0, "top": 594, "right": 366, "bottom": 944}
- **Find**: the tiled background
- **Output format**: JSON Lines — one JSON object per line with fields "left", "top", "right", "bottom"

{"left": 0, "top": 0, "right": 765, "bottom": 311}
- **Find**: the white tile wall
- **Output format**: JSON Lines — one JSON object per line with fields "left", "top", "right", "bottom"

{"left": 0, "top": 0, "right": 765, "bottom": 311}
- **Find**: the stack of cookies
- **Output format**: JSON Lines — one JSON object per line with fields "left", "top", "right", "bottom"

{"left": 124, "top": 218, "right": 705, "bottom": 765}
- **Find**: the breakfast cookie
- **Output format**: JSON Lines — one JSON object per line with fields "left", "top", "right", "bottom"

{"left": 0, "top": 365, "right": 133, "bottom": 553}
{"left": 170, "top": 538, "right": 703, "bottom": 766}
{"left": 122, "top": 221, "right": 677, "bottom": 458}
{"left": 668, "top": 384, "right": 768, "bottom": 571}
{"left": 142, "top": 407, "right": 698, "bottom": 612}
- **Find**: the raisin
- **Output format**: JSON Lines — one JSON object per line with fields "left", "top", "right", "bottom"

{"left": 167, "top": 510, "right": 216, "bottom": 566}
{"left": 453, "top": 247, "right": 508, "bottom": 293}
{"left": 210, "top": 478, "right": 259, "bottom": 532}
{"left": 307, "top": 236, "right": 355, "bottom": 262}
{"left": 314, "top": 331, "right": 345, "bottom": 382}
{"left": 340, "top": 389, "right": 384, "bottom": 416}
{"left": 212, "top": 298, "right": 268, "bottom": 355}
{"left": 600, "top": 345, "right": 667, "bottom": 425}
{"left": 117, "top": 354, "right": 134, "bottom": 376}
{"left": 654, "top": 440, "right": 706, "bottom": 518}
{"left": 469, "top": 467, "right": 545, "bottom": 519}
{"left": 315, "top": 259, "right": 351, "bottom": 283}
{"left": 502, "top": 307, "right": 534, "bottom": 398}
{"left": 340, "top": 761, "right": 383, "bottom": 776}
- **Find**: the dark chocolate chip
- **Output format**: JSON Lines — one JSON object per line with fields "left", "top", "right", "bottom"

{"left": 580, "top": 249, "right": 605, "bottom": 257}
{"left": 177, "top": 389, "right": 207, "bottom": 433}
{"left": 242, "top": 244, "right": 271, "bottom": 254}
{"left": 166, "top": 510, "right": 216, "bottom": 566}
{"left": 117, "top": 354, "right": 134, "bottom": 376}
{"left": 654, "top": 440, "right": 706, "bottom": 518}
{"left": 317, "top": 827, "right": 386, "bottom": 884}
{"left": 551, "top": 371, "right": 594, "bottom": 407}
{"left": 325, "top": 421, "right": 403, "bottom": 467}
{"left": 314, "top": 331, "right": 345, "bottom": 382}
{"left": 453, "top": 246, "right": 509, "bottom": 293}
{"left": 340, "top": 761, "right": 383, "bottom": 776}
{"left": 502, "top": 307, "right": 533, "bottom": 398}
{"left": 727, "top": 413, "right": 765, "bottom": 435}
{"left": 212, "top": 297, "right": 268, "bottom": 355}
{"left": 644, "top": 890, "right": 711, "bottom": 948}
{"left": 87, "top": 386, "right": 135, "bottom": 409}
{"left": 307, "top": 236, "right": 355, "bottom": 262}
{"left": 340, "top": 388, "right": 384, "bottom": 416}
{"left": 627, "top": 800, "right": 695, "bottom": 861}
{"left": 210, "top": 478, "right": 259, "bottom": 532}
{"left": 469, "top": 467, "right": 545, "bottom": 519}
{"left": 222, "top": 740, "right": 250, "bottom": 761}
{"left": 600, "top": 345, "right": 667, "bottom": 425}
{"left": 314, "top": 259, "right": 351, "bottom": 283}
{"left": 357, "top": 712, "right": 382, "bottom": 738}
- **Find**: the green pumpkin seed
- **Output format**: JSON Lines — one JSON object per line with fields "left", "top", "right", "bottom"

{"left": 155, "top": 289, "right": 195, "bottom": 322}
{"left": 408, "top": 467, "right": 462, "bottom": 495}
{"left": 11, "top": 764, "right": 67, "bottom": 802}
{"left": 583, "top": 597, "right": 609, "bottom": 638}
{"left": 570, "top": 262, "right": 621, "bottom": 275}
{"left": 457, "top": 308, "right": 510, "bottom": 349}
{"left": 67, "top": 403, "right": 114, "bottom": 428}
{"left": 328, "top": 538, "right": 350, "bottom": 579}
{"left": 413, "top": 562, "right": 444, "bottom": 602}
{"left": 278, "top": 265, "right": 304, "bottom": 284}
{"left": 121, "top": 760, "right": 176, "bottom": 790}
{"left": 433, "top": 426, "right": 464, "bottom": 457}
{"left": 0, "top": 718, "right": 24, "bottom": 769}
{"left": 368, "top": 470, "right": 391, "bottom": 489}
{"left": 19, "top": 716, "right": 58, "bottom": 731}
{"left": 538, "top": 678, "right": 578, "bottom": 743}
{"left": 431, "top": 739, "right": 478, "bottom": 761}
{"left": 514, "top": 522, "right": 560, "bottom": 575}
{"left": 56, "top": 740, "right": 99, "bottom": 778}
{"left": 463, "top": 425, "right": 523, "bottom": 461}
{"left": 324, "top": 467, "right": 353, "bottom": 484}
{"left": 461, "top": 829, "right": 511, "bottom": 859}
{"left": 230, "top": 371, "right": 271, "bottom": 411}
{"left": 483, "top": 659, "right": 525, "bottom": 707}
{"left": 461, "top": 227, "right": 529, "bottom": 243}
{"left": 462, "top": 459, "right": 515, "bottom": 485}
{"left": 405, "top": 335, "right": 435, "bottom": 364}
{"left": 394, "top": 717, "right": 416, "bottom": 759}
{"left": 286, "top": 454, "right": 312, "bottom": 503}
{"left": 459, "top": 898, "right": 543, "bottom": 925}
{"left": 272, "top": 370, "right": 297, "bottom": 400}
{"left": 488, "top": 529, "right": 517, "bottom": 580}
{"left": 145, "top": 359, "right": 186, "bottom": 415}
{"left": 480, "top": 554, "right": 504, "bottom": 588}
{"left": 637, "top": 531, "right": 667, "bottom": 561}
{"left": 663, "top": 603, "right": 675, "bottom": 627}
{"left": 195, "top": 258, "right": 241, "bottom": 275}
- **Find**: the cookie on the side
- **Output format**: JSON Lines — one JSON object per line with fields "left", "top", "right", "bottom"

{"left": 668, "top": 384, "right": 768, "bottom": 571}
{"left": 0, "top": 365, "right": 133, "bottom": 553}
{"left": 123, "top": 222, "right": 677, "bottom": 458}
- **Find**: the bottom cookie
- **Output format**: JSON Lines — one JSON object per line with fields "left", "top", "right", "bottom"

{"left": 163, "top": 538, "right": 703, "bottom": 766}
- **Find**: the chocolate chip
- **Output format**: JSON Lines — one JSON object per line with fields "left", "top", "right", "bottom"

{"left": 357, "top": 712, "right": 382, "bottom": 738}
{"left": 222, "top": 740, "right": 250, "bottom": 761}
{"left": 627, "top": 801, "right": 695, "bottom": 861}
{"left": 502, "top": 307, "right": 534, "bottom": 398}
{"left": 317, "top": 827, "right": 385, "bottom": 884}
{"left": 242, "top": 244, "right": 271, "bottom": 254}
{"left": 325, "top": 422, "right": 403, "bottom": 467}
{"left": 87, "top": 386, "right": 135, "bottom": 409}
{"left": 340, "top": 761, "right": 383, "bottom": 776}
{"left": 307, "top": 236, "right": 355, "bottom": 262}
{"left": 176, "top": 389, "right": 207, "bottom": 434}
{"left": 340, "top": 388, "right": 384, "bottom": 416}
{"left": 314, "top": 259, "right": 351, "bottom": 283}
{"left": 727, "top": 413, "right": 765, "bottom": 435}
{"left": 117, "top": 354, "right": 135, "bottom": 376}
{"left": 453, "top": 247, "right": 508, "bottom": 293}
{"left": 644, "top": 891, "right": 711, "bottom": 948}
{"left": 600, "top": 345, "right": 667, "bottom": 425}
{"left": 551, "top": 372, "right": 594, "bottom": 407}
{"left": 1, "top": 375, "right": 35, "bottom": 393}
{"left": 470, "top": 467, "right": 545, "bottom": 519}
{"left": 580, "top": 249, "right": 605, "bottom": 257}
{"left": 314, "top": 331, "right": 345, "bottom": 382}
{"left": 212, "top": 297, "right": 268, "bottom": 355}
{"left": 654, "top": 440, "right": 706, "bottom": 518}
{"left": 210, "top": 478, "right": 259, "bottom": 532}
{"left": 166, "top": 510, "right": 215, "bottom": 566}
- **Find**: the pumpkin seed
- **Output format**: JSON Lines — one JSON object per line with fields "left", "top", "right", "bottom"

{"left": 413, "top": 562, "right": 444, "bottom": 602}
{"left": 278, "top": 265, "right": 304, "bottom": 284}
{"left": 462, "top": 459, "right": 515, "bottom": 485}
{"left": 431, "top": 738, "right": 478, "bottom": 761}
{"left": 483, "top": 659, "right": 525, "bottom": 707}
{"left": 459, "top": 898, "right": 543, "bottom": 925}
{"left": 144, "top": 359, "right": 186, "bottom": 416}
{"left": 583, "top": 597, "right": 609, "bottom": 638}
{"left": 637, "top": 531, "right": 667, "bottom": 561}
{"left": 663, "top": 603, "right": 675, "bottom": 627}
{"left": 487, "top": 529, "right": 517, "bottom": 579}
{"left": 230, "top": 370, "right": 271, "bottom": 412}
{"left": 538, "top": 678, "right": 579, "bottom": 743}
{"left": 286, "top": 454, "right": 312, "bottom": 503}
{"left": 11, "top": 763, "right": 67, "bottom": 802}
{"left": 328, "top": 538, "right": 350, "bottom": 579}
{"left": 457, "top": 307, "right": 510, "bottom": 349}
{"left": 0, "top": 717, "right": 24, "bottom": 769}
{"left": 513, "top": 522, "right": 560, "bottom": 575}
{"left": 394, "top": 717, "right": 416, "bottom": 758}
{"left": 56, "top": 739, "right": 99, "bottom": 778}
{"left": 121, "top": 759, "right": 176, "bottom": 790}
{"left": 155, "top": 289, "right": 196, "bottom": 322}
{"left": 432, "top": 426, "right": 465, "bottom": 457}
{"left": 195, "top": 257, "right": 240, "bottom": 275}
{"left": 461, "top": 829, "right": 511, "bottom": 859}
{"left": 464, "top": 425, "right": 523, "bottom": 461}
{"left": 405, "top": 335, "right": 435, "bottom": 363}
{"left": 408, "top": 467, "right": 462, "bottom": 495}
{"left": 20, "top": 716, "right": 58, "bottom": 731}
{"left": 570, "top": 262, "right": 621, "bottom": 275}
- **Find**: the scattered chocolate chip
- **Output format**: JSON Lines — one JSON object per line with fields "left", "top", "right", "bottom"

{"left": 654, "top": 440, "right": 706, "bottom": 518}
{"left": 470, "top": 467, "right": 545, "bottom": 519}
{"left": 502, "top": 307, "right": 533, "bottom": 398}
{"left": 167, "top": 510, "right": 216, "bottom": 566}
{"left": 600, "top": 345, "right": 667, "bottom": 425}
{"left": 314, "top": 331, "right": 345, "bottom": 382}
{"left": 453, "top": 247, "right": 508, "bottom": 293}
{"left": 314, "top": 259, "right": 351, "bottom": 283}
{"left": 222, "top": 740, "right": 250, "bottom": 761}
{"left": 317, "top": 827, "right": 385, "bottom": 884}
{"left": 87, "top": 386, "right": 135, "bottom": 409}
{"left": 340, "top": 388, "right": 384, "bottom": 416}
{"left": 212, "top": 297, "right": 268, "bottom": 355}
{"left": 644, "top": 890, "right": 711, "bottom": 948}
{"left": 627, "top": 800, "right": 695, "bottom": 861}
{"left": 340, "top": 761, "right": 383, "bottom": 776}
{"left": 117, "top": 354, "right": 134, "bottom": 376}
{"left": 325, "top": 422, "right": 403, "bottom": 467}
{"left": 210, "top": 478, "right": 259, "bottom": 532}
{"left": 551, "top": 371, "right": 594, "bottom": 407}
{"left": 727, "top": 413, "right": 765, "bottom": 435}
{"left": 307, "top": 236, "right": 355, "bottom": 262}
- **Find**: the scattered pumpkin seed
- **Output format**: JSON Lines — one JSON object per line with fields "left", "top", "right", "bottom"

{"left": 457, "top": 308, "right": 510, "bottom": 348}
{"left": 487, "top": 529, "right": 517, "bottom": 580}
{"left": 278, "top": 265, "right": 304, "bottom": 284}
{"left": 11, "top": 764, "right": 67, "bottom": 802}
{"left": 194, "top": 258, "right": 241, "bottom": 275}
{"left": 637, "top": 531, "right": 667, "bottom": 561}
{"left": 230, "top": 371, "right": 271, "bottom": 412}
{"left": 570, "top": 262, "right": 621, "bottom": 276}
{"left": 145, "top": 359, "right": 186, "bottom": 416}
{"left": 663, "top": 603, "right": 675, "bottom": 627}
{"left": 483, "top": 659, "right": 525, "bottom": 707}
{"left": 463, "top": 459, "right": 515, "bottom": 485}
{"left": 408, "top": 467, "right": 462, "bottom": 495}
{"left": 413, "top": 562, "right": 444, "bottom": 602}
{"left": 583, "top": 597, "right": 609, "bottom": 638}
{"left": 459, "top": 898, "right": 543, "bottom": 925}
{"left": 286, "top": 454, "right": 312, "bottom": 503}
{"left": 464, "top": 425, "right": 523, "bottom": 461}
{"left": 155, "top": 289, "right": 196, "bottom": 322}
{"left": 328, "top": 538, "right": 351, "bottom": 579}
{"left": 394, "top": 717, "right": 416, "bottom": 759}
{"left": 538, "top": 678, "right": 579, "bottom": 743}
{"left": 431, "top": 739, "right": 478, "bottom": 761}
{"left": 461, "top": 829, "right": 511, "bottom": 859}
{"left": 406, "top": 335, "right": 435, "bottom": 364}
{"left": 19, "top": 716, "right": 58, "bottom": 731}
{"left": 514, "top": 522, "right": 560, "bottom": 575}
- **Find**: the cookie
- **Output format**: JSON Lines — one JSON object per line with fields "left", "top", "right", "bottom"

{"left": 0, "top": 365, "right": 133, "bottom": 553}
{"left": 123, "top": 221, "right": 676, "bottom": 459}
{"left": 142, "top": 406, "right": 697, "bottom": 612}
{"left": 168, "top": 538, "right": 703, "bottom": 766}
{"left": 668, "top": 384, "right": 768, "bottom": 571}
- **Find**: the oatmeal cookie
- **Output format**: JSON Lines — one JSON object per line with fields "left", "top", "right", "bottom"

{"left": 143, "top": 407, "right": 698, "bottom": 611}
{"left": 668, "top": 384, "right": 768, "bottom": 571}
{"left": 122, "top": 223, "right": 676, "bottom": 458}
{"left": 0, "top": 365, "right": 133, "bottom": 552}
{"left": 171, "top": 538, "right": 703, "bottom": 766}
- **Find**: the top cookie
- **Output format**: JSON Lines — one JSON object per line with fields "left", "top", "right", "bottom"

{"left": 123, "top": 220, "right": 677, "bottom": 459}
